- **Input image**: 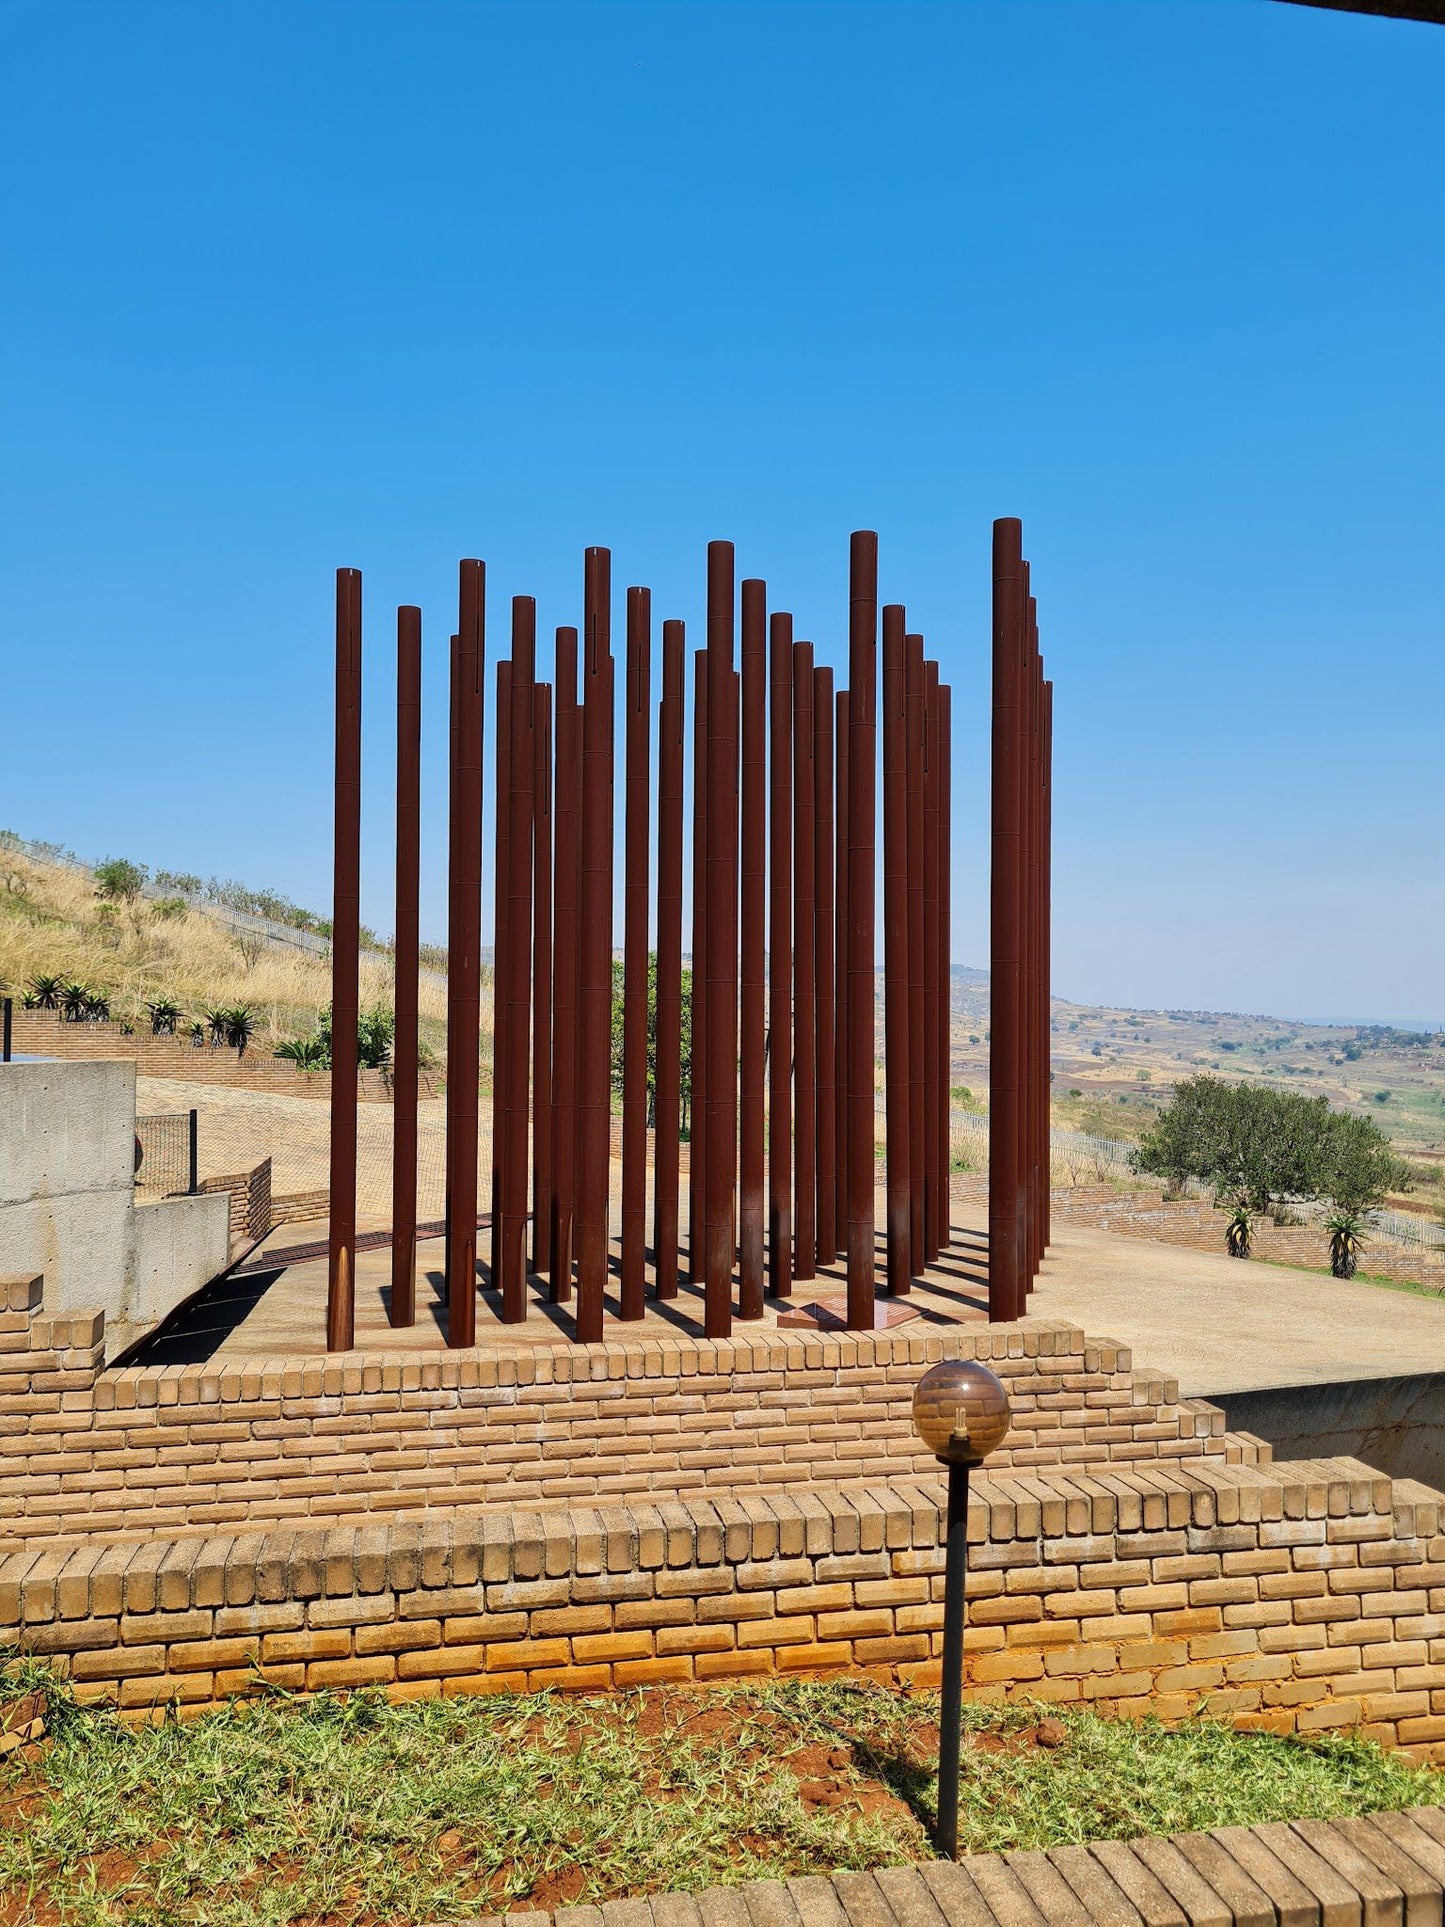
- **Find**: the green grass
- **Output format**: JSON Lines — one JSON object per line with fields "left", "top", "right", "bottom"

{"left": 2, "top": 1668, "right": 1442, "bottom": 1927}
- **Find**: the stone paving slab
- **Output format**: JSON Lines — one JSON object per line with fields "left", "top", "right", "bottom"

{"left": 425, "top": 1811, "right": 1445, "bottom": 1927}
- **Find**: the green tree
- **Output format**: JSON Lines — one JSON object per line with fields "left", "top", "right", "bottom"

{"left": 610, "top": 953, "right": 693, "bottom": 1135}
{"left": 1136, "top": 1076, "right": 1334, "bottom": 1259}
{"left": 1319, "top": 1110, "right": 1403, "bottom": 1216}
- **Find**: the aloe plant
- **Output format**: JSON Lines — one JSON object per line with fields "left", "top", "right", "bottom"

{"left": 84, "top": 989, "right": 110, "bottom": 1023}
{"left": 61, "top": 981, "right": 91, "bottom": 1023}
{"left": 275, "top": 1034, "right": 328, "bottom": 1071}
{"left": 224, "top": 1005, "right": 254, "bottom": 1057}
{"left": 146, "top": 998, "right": 183, "bottom": 1037}
{"left": 1224, "top": 1202, "right": 1253, "bottom": 1259}
{"left": 28, "top": 974, "right": 63, "bottom": 1010}
{"left": 1326, "top": 1210, "right": 1366, "bottom": 1280}
{"left": 203, "top": 1006, "right": 230, "bottom": 1047}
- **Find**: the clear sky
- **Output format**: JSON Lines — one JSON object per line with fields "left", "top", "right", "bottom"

{"left": 3, "top": 0, "right": 1442, "bottom": 1026}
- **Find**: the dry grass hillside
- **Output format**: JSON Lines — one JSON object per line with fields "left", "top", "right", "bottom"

{"left": 0, "top": 849, "right": 449, "bottom": 1056}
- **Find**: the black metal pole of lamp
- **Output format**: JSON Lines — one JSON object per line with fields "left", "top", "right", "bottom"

{"left": 911, "top": 1359, "right": 1013, "bottom": 1861}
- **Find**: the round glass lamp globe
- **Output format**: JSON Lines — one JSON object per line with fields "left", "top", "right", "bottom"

{"left": 912, "top": 1360, "right": 1012, "bottom": 1468}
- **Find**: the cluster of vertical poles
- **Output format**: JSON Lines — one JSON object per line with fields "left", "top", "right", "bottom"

{"left": 987, "top": 518, "right": 1053, "bottom": 1322}
{"left": 325, "top": 525, "right": 1043, "bottom": 1351}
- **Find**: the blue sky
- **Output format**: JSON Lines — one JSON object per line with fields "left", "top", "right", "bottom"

{"left": 3, "top": 0, "right": 1442, "bottom": 1025}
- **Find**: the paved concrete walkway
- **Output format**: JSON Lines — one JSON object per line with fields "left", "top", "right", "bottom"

{"left": 132, "top": 1194, "right": 1444, "bottom": 1396}
{"left": 1031, "top": 1220, "right": 1445, "bottom": 1396}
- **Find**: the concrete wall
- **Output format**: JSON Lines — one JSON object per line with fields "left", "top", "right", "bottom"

{"left": 0, "top": 1061, "right": 231, "bottom": 1358}
{"left": 1217, "top": 1375, "right": 1445, "bottom": 1492}
{"left": 130, "top": 1196, "right": 231, "bottom": 1343}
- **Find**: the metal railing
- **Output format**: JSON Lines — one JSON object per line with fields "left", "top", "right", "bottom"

{"left": 135, "top": 1109, "right": 199, "bottom": 1197}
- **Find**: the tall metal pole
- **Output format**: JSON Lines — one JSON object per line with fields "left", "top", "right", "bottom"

{"left": 327, "top": 567, "right": 362, "bottom": 1353}
{"left": 491, "top": 659, "right": 512, "bottom": 1294}
{"left": 791, "top": 641, "right": 816, "bottom": 1281}
{"left": 738, "top": 579, "right": 767, "bottom": 1318}
{"left": 390, "top": 602, "right": 421, "bottom": 1328}
{"left": 500, "top": 600, "right": 535, "bottom": 1322}
{"left": 532, "top": 681, "right": 553, "bottom": 1276}
{"left": 923, "top": 659, "right": 943, "bottom": 1270}
{"left": 549, "top": 628, "right": 580, "bottom": 1302}
{"left": 939, "top": 681, "right": 954, "bottom": 1252}
{"left": 881, "top": 607, "right": 911, "bottom": 1298}
{"left": 767, "top": 610, "right": 793, "bottom": 1300}
{"left": 1025, "top": 622, "right": 1041, "bottom": 1291}
{"left": 445, "top": 559, "right": 485, "bottom": 1348}
{"left": 845, "top": 532, "right": 878, "bottom": 1330}
{"left": 989, "top": 519, "right": 1024, "bottom": 1322}
{"left": 620, "top": 586, "right": 652, "bottom": 1317}
{"left": 1041, "top": 678, "right": 1052, "bottom": 1262}
{"left": 813, "top": 664, "right": 837, "bottom": 1268}
{"left": 689, "top": 654, "right": 708, "bottom": 1286}
{"left": 905, "top": 636, "right": 927, "bottom": 1278}
{"left": 703, "top": 541, "right": 737, "bottom": 1338}
{"left": 834, "top": 689, "right": 850, "bottom": 1258}
{"left": 654, "top": 619, "right": 686, "bottom": 1300}
{"left": 577, "top": 547, "right": 613, "bottom": 1340}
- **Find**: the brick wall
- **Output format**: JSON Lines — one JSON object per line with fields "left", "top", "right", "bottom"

{"left": 0, "top": 1287, "right": 1273, "bottom": 1548}
{"left": 198, "top": 1157, "right": 272, "bottom": 1248}
{"left": 3, "top": 1468, "right": 1441, "bottom": 1757}
{"left": 8, "top": 1010, "right": 428, "bottom": 1103}
{"left": 269, "top": 1187, "right": 332, "bottom": 1228}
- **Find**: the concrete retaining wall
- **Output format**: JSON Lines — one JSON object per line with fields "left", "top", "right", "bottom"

{"left": 0, "top": 1062, "right": 231, "bottom": 1357}
{"left": 1218, "top": 1376, "right": 1445, "bottom": 1494}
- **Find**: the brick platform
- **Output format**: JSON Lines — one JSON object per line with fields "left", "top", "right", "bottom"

{"left": 4, "top": 1457, "right": 1442, "bottom": 1754}
{"left": 1, "top": 1275, "right": 1270, "bottom": 1546}
{"left": 4, "top": 1268, "right": 1442, "bottom": 1758}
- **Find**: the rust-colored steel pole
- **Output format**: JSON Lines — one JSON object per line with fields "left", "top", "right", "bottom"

{"left": 767, "top": 611, "right": 793, "bottom": 1299}
{"left": 923, "top": 659, "right": 943, "bottom": 1270}
{"left": 1041, "top": 677, "right": 1052, "bottom": 1262}
{"left": 738, "top": 579, "right": 767, "bottom": 1318}
{"left": 813, "top": 663, "right": 837, "bottom": 1268}
{"left": 549, "top": 628, "right": 580, "bottom": 1302}
{"left": 689, "top": 653, "right": 708, "bottom": 1285}
{"left": 577, "top": 547, "right": 613, "bottom": 1340}
{"left": 703, "top": 541, "right": 737, "bottom": 1337}
{"left": 834, "top": 689, "right": 849, "bottom": 1258}
{"left": 620, "top": 586, "right": 652, "bottom": 1318}
{"left": 904, "top": 634, "right": 926, "bottom": 1279}
{"left": 500, "top": 599, "right": 535, "bottom": 1323}
{"left": 491, "top": 660, "right": 512, "bottom": 1292}
{"left": 390, "top": 602, "right": 421, "bottom": 1328}
{"left": 654, "top": 619, "right": 686, "bottom": 1300}
{"left": 791, "top": 641, "right": 816, "bottom": 1280}
{"left": 990, "top": 519, "right": 1024, "bottom": 1322}
{"left": 327, "top": 567, "right": 361, "bottom": 1353}
{"left": 532, "top": 682, "right": 553, "bottom": 1276}
{"left": 1025, "top": 622, "right": 1041, "bottom": 1290}
{"left": 881, "top": 608, "right": 910, "bottom": 1298}
{"left": 845, "top": 532, "right": 878, "bottom": 1329}
{"left": 445, "top": 559, "right": 485, "bottom": 1347}
{"left": 939, "top": 680, "right": 954, "bottom": 1252}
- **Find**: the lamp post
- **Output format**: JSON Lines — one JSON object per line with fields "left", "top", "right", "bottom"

{"left": 911, "top": 1358, "right": 1012, "bottom": 1860}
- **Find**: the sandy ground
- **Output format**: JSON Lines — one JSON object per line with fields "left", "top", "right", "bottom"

{"left": 136, "top": 1166, "right": 1445, "bottom": 1396}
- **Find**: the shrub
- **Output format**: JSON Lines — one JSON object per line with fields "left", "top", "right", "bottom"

{"left": 94, "top": 857, "right": 146, "bottom": 901}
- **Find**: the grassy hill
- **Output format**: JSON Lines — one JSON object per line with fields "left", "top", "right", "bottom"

{"left": 0, "top": 841, "right": 447, "bottom": 1058}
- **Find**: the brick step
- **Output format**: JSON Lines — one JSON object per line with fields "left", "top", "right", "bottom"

{"left": 426, "top": 1809, "right": 1445, "bottom": 1927}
